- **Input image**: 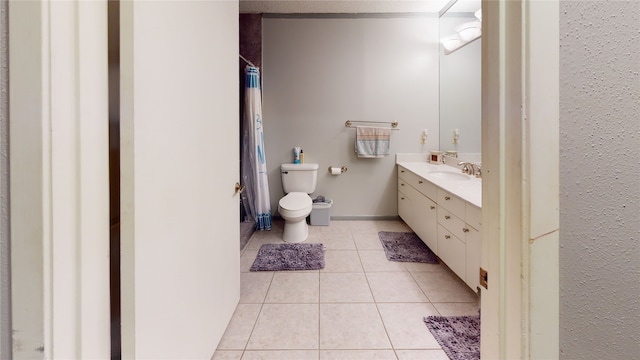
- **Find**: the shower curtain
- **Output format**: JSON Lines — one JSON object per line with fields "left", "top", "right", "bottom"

{"left": 241, "top": 66, "right": 272, "bottom": 230}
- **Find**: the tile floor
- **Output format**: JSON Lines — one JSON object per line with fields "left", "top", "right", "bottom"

{"left": 213, "top": 219, "right": 479, "bottom": 360}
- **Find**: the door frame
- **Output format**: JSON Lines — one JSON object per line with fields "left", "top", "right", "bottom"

{"left": 9, "top": 0, "right": 111, "bottom": 358}
{"left": 481, "top": 0, "right": 559, "bottom": 358}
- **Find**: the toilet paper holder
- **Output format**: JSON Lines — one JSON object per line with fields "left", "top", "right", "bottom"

{"left": 328, "top": 166, "right": 348, "bottom": 174}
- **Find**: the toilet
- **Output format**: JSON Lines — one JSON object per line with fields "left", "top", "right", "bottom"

{"left": 278, "top": 163, "right": 319, "bottom": 243}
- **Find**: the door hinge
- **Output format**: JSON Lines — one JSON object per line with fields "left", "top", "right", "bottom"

{"left": 480, "top": 267, "right": 488, "bottom": 289}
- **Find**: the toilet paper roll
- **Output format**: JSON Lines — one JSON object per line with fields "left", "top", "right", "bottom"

{"left": 330, "top": 167, "right": 342, "bottom": 175}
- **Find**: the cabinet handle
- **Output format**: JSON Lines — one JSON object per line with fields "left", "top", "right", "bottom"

{"left": 445, "top": 215, "right": 451, "bottom": 220}
{"left": 430, "top": 206, "right": 435, "bottom": 210}
{"left": 444, "top": 196, "right": 451, "bottom": 200}
{"left": 463, "top": 228, "right": 470, "bottom": 233}
{"left": 400, "top": 183, "right": 405, "bottom": 186}
{"left": 419, "top": 180, "right": 423, "bottom": 184}
{"left": 401, "top": 197, "right": 405, "bottom": 200}
{"left": 445, "top": 235, "right": 451, "bottom": 239}
{"left": 401, "top": 170, "right": 405, "bottom": 173}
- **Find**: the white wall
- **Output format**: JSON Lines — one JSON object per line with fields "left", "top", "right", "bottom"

{"left": 0, "top": 0, "right": 8, "bottom": 355}
{"left": 120, "top": 1, "right": 240, "bottom": 358}
{"left": 262, "top": 16, "right": 439, "bottom": 218}
{"left": 559, "top": 1, "right": 640, "bottom": 358}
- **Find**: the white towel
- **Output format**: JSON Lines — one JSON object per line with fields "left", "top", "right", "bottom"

{"left": 355, "top": 126, "right": 391, "bottom": 158}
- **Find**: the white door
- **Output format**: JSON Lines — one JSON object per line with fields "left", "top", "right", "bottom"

{"left": 119, "top": 1, "right": 240, "bottom": 358}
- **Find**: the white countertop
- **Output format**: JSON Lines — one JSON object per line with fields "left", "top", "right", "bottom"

{"left": 396, "top": 161, "right": 482, "bottom": 208}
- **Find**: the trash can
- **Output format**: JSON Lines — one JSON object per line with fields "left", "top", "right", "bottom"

{"left": 310, "top": 198, "right": 333, "bottom": 226}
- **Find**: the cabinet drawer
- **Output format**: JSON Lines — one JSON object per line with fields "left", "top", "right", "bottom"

{"left": 437, "top": 188, "right": 466, "bottom": 218}
{"left": 398, "top": 166, "right": 436, "bottom": 200}
{"left": 398, "top": 165, "right": 412, "bottom": 183}
{"left": 437, "top": 206, "right": 467, "bottom": 242}
{"left": 466, "top": 203, "right": 482, "bottom": 231}
{"left": 437, "top": 224, "right": 466, "bottom": 281}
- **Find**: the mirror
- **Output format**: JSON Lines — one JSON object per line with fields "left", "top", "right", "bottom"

{"left": 439, "top": 0, "right": 482, "bottom": 163}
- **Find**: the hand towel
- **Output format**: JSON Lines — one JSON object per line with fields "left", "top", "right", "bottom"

{"left": 355, "top": 126, "right": 391, "bottom": 158}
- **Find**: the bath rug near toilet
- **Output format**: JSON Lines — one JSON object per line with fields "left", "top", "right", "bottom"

{"left": 250, "top": 243, "right": 325, "bottom": 271}
{"left": 378, "top": 231, "right": 438, "bottom": 263}
{"left": 424, "top": 315, "right": 480, "bottom": 360}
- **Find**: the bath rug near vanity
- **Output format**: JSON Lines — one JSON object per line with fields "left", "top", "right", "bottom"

{"left": 250, "top": 243, "right": 325, "bottom": 271}
{"left": 378, "top": 231, "right": 438, "bottom": 263}
{"left": 424, "top": 315, "right": 480, "bottom": 360}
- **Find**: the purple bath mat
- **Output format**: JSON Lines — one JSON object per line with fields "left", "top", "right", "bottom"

{"left": 378, "top": 231, "right": 438, "bottom": 263}
{"left": 250, "top": 243, "right": 325, "bottom": 271}
{"left": 424, "top": 315, "right": 480, "bottom": 360}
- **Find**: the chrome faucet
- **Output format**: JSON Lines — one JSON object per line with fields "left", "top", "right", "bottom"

{"left": 458, "top": 162, "right": 475, "bottom": 176}
{"left": 474, "top": 164, "right": 482, "bottom": 178}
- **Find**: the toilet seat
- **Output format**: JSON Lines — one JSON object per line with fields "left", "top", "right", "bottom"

{"left": 278, "top": 192, "right": 312, "bottom": 217}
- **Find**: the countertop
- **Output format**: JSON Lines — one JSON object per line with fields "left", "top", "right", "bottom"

{"left": 396, "top": 161, "right": 482, "bottom": 208}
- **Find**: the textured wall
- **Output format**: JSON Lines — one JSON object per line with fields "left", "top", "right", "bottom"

{"left": 0, "top": 0, "right": 9, "bottom": 357}
{"left": 559, "top": 1, "right": 640, "bottom": 358}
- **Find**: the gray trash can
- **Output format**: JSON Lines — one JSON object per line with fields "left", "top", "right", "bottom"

{"left": 310, "top": 199, "right": 333, "bottom": 226}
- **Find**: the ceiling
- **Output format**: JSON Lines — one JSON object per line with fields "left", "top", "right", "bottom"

{"left": 239, "top": 0, "right": 454, "bottom": 14}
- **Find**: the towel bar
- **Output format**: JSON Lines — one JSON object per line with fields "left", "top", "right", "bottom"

{"left": 345, "top": 120, "right": 399, "bottom": 130}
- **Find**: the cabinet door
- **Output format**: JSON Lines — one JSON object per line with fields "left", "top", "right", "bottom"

{"left": 437, "top": 224, "right": 466, "bottom": 280}
{"left": 398, "top": 189, "right": 414, "bottom": 226}
{"left": 465, "top": 226, "right": 481, "bottom": 291}
{"left": 416, "top": 197, "right": 438, "bottom": 254}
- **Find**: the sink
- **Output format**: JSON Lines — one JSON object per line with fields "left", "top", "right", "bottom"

{"left": 428, "top": 171, "right": 471, "bottom": 181}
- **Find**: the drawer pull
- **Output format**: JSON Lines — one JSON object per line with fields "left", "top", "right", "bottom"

{"left": 401, "top": 170, "right": 405, "bottom": 173}
{"left": 444, "top": 196, "right": 451, "bottom": 200}
{"left": 463, "top": 228, "right": 470, "bottom": 233}
{"left": 419, "top": 180, "right": 423, "bottom": 184}
{"left": 401, "top": 183, "right": 405, "bottom": 186}
{"left": 445, "top": 215, "right": 451, "bottom": 220}
{"left": 401, "top": 197, "right": 405, "bottom": 200}
{"left": 445, "top": 235, "right": 451, "bottom": 239}
{"left": 430, "top": 206, "right": 435, "bottom": 210}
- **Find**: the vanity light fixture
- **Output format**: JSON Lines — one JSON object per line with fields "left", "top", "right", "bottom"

{"left": 456, "top": 21, "right": 481, "bottom": 42}
{"left": 474, "top": 8, "right": 482, "bottom": 21}
{"left": 441, "top": 34, "right": 463, "bottom": 53}
{"left": 440, "top": 8, "right": 482, "bottom": 55}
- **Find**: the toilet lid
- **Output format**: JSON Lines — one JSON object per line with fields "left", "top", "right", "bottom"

{"left": 279, "top": 192, "right": 312, "bottom": 211}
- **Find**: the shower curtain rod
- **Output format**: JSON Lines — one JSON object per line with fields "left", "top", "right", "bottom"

{"left": 239, "top": 54, "right": 257, "bottom": 68}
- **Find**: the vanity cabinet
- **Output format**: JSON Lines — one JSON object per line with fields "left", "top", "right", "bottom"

{"left": 397, "top": 166, "right": 438, "bottom": 254}
{"left": 397, "top": 164, "right": 482, "bottom": 291}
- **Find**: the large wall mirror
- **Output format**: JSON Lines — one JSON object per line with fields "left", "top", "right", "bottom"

{"left": 439, "top": 0, "right": 482, "bottom": 163}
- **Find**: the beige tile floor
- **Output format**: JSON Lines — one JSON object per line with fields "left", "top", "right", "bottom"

{"left": 213, "top": 219, "right": 479, "bottom": 360}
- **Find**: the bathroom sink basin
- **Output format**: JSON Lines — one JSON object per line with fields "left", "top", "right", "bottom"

{"left": 428, "top": 171, "right": 471, "bottom": 181}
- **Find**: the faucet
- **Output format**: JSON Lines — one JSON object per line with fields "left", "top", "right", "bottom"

{"left": 458, "top": 162, "right": 475, "bottom": 176}
{"left": 474, "top": 164, "right": 482, "bottom": 178}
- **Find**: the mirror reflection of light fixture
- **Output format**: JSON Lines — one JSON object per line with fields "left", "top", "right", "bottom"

{"left": 456, "top": 21, "right": 481, "bottom": 42}
{"left": 441, "top": 34, "right": 463, "bottom": 53}
{"left": 440, "top": 8, "right": 482, "bottom": 55}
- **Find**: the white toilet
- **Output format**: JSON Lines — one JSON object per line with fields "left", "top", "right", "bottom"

{"left": 278, "top": 163, "right": 319, "bottom": 243}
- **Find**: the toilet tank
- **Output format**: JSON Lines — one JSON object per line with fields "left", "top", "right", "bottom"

{"left": 281, "top": 163, "right": 319, "bottom": 194}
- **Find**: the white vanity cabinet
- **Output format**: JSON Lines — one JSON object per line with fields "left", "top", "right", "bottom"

{"left": 397, "top": 163, "right": 482, "bottom": 291}
{"left": 437, "top": 188, "right": 482, "bottom": 291}
{"left": 397, "top": 166, "right": 438, "bottom": 254}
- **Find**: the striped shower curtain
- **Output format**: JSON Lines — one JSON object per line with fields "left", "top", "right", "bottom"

{"left": 241, "top": 66, "right": 272, "bottom": 230}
